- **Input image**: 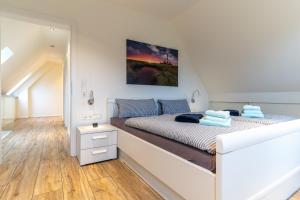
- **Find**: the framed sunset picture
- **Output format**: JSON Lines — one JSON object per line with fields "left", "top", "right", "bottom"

{"left": 126, "top": 39, "right": 178, "bottom": 86}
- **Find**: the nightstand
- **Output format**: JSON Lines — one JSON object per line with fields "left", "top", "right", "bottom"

{"left": 76, "top": 124, "right": 118, "bottom": 165}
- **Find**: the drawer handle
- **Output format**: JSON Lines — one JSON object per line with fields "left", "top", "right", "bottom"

{"left": 92, "top": 149, "right": 107, "bottom": 155}
{"left": 92, "top": 135, "right": 108, "bottom": 140}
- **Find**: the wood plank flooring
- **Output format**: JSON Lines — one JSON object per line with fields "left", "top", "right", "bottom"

{"left": 291, "top": 191, "right": 300, "bottom": 200}
{"left": 0, "top": 117, "right": 163, "bottom": 200}
{"left": 1, "top": 117, "right": 300, "bottom": 200}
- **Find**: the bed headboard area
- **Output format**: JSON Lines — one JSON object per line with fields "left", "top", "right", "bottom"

{"left": 106, "top": 97, "right": 190, "bottom": 123}
{"left": 107, "top": 98, "right": 160, "bottom": 122}
{"left": 107, "top": 98, "right": 118, "bottom": 122}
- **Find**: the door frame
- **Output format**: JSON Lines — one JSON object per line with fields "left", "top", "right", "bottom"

{"left": 0, "top": 5, "right": 75, "bottom": 155}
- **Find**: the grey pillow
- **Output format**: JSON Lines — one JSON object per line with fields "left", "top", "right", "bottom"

{"left": 115, "top": 99, "right": 158, "bottom": 118}
{"left": 158, "top": 99, "right": 191, "bottom": 114}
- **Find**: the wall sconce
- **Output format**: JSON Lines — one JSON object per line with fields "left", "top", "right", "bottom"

{"left": 88, "top": 90, "right": 95, "bottom": 105}
{"left": 191, "top": 89, "right": 200, "bottom": 103}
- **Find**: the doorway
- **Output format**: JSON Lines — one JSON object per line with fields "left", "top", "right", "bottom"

{"left": 0, "top": 15, "right": 71, "bottom": 149}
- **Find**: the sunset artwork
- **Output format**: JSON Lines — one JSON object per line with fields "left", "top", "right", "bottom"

{"left": 126, "top": 39, "right": 178, "bottom": 86}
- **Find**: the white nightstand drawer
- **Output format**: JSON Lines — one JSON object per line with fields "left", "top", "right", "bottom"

{"left": 79, "top": 145, "right": 117, "bottom": 165}
{"left": 80, "top": 131, "right": 117, "bottom": 149}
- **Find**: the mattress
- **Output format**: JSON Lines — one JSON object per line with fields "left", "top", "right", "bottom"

{"left": 111, "top": 117, "right": 216, "bottom": 173}
{"left": 125, "top": 114, "right": 296, "bottom": 155}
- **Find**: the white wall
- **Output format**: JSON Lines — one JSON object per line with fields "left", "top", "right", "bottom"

{"left": 210, "top": 102, "right": 300, "bottom": 118}
{"left": 0, "top": 1, "right": 209, "bottom": 156}
{"left": 15, "top": 62, "right": 63, "bottom": 118}
{"left": 1, "top": 95, "right": 16, "bottom": 119}
{"left": 209, "top": 92, "right": 300, "bottom": 117}
{"left": 0, "top": 18, "right": 2, "bottom": 130}
{"left": 1, "top": 95, "right": 16, "bottom": 130}
{"left": 70, "top": 4, "right": 208, "bottom": 156}
{"left": 16, "top": 89, "right": 29, "bottom": 118}
{"left": 29, "top": 63, "right": 63, "bottom": 117}
{"left": 63, "top": 41, "right": 71, "bottom": 132}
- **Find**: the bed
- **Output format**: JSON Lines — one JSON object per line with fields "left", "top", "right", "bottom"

{"left": 107, "top": 98, "right": 300, "bottom": 200}
{"left": 111, "top": 117, "right": 216, "bottom": 172}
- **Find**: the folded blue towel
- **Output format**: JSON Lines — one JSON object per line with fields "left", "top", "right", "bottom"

{"left": 242, "top": 113, "right": 264, "bottom": 118}
{"left": 175, "top": 114, "right": 203, "bottom": 123}
{"left": 223, "top": 109, "right": 240, "bottom": 116}
{"left": 243, "top": 110, "right": 263, "bottom": 115}
{"left": 205, "top": 110, "right": 230, "bottom": 119}
{"left": 200, "top": 118, "right": 231, "bottom": 127}
{"left": 204, "top": 116, "right": 231, "bottom": 123}
{"left": 243, "top": 105, "right": 261, "bottom": 111}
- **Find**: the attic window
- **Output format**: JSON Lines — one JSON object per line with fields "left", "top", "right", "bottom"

{"left": 1, "top": 47, "right": 14, "bottom": 64}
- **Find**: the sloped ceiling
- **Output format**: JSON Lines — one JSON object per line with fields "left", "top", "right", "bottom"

{"left": 0, "top": 0, "right": 198, "bottom": 20}
{"left": 12, "top": 61, "right": 62, "bottom": 97}
{"left": 1, "top": 17, "right": 68, "bottom": 94}
{"left": 172, "top": 0, "right": 300, "bottom": 94}
{"left": 1, "top": 0, "right": 300, "bottom": 95}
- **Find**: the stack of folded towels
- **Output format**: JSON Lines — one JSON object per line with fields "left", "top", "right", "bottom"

{"left": 200, "top": 110, "right": 231, "bottom": 127}
{"left": 242, "top": 105, "right": 264, "bottom": 118}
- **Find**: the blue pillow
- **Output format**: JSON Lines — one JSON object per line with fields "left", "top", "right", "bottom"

{"left": 115, "top": 99, "right": 158, "bottom": 118}
{"left": 158, "top": 99, "right": 191, "bottom": 114}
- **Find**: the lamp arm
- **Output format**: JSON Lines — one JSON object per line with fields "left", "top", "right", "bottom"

{"left": 88, "top": 90, "right": 95, "bottom": 105}
{"left": 191, "top": 89, "right": 200, "bottom": 103}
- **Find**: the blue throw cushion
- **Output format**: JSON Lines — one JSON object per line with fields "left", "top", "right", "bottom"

{"left": 115, "top": 99, "right": 158, "bottom": 118}
{"left": 158, "top": 99, "right": 191, "bottom": 114}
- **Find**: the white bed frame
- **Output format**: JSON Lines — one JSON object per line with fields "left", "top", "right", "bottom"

{"left": 107, "top": 99, "right": 300, "bottom": 200}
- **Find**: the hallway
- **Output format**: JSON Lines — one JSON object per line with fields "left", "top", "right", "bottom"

{"left": 0, "top": 118, "right": 162, "bottom": 200}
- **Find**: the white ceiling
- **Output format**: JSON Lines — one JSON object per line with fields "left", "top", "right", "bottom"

{"left": 0, "top": 17, "right": 69, "bottom": 93}
{"left": 109, "top": 0, "right": 199, "bottom": 19}
{"left": 0, "top": 0, "right": 199, "bottom": 21}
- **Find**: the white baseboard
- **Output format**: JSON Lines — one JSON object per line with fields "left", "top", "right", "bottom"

{"left": 119, "top": 150, "right": 184, "bottom": 200}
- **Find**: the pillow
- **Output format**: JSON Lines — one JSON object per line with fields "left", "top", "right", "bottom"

{"left": 158, "top": 99, "right": 191, "bottom": 114}
{"left": 115, "top": 99, "right": 158, "bottom": 118}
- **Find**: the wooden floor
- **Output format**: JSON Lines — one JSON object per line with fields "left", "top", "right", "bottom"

{"left": 292, "top": 192, "right": 300, "bottom": 200}
{"left": 1, "top": 117, "right": 300, "bottom": 200}
{"left": 0, "top": 117, "right": 163, "bottom": 200}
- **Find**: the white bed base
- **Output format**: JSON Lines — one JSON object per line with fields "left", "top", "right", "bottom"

{"left": 107, "top": 99, "right": 300, "bottom": 200}
{"left": 118, "top": 150, "right": 185, "bottom": 200}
